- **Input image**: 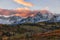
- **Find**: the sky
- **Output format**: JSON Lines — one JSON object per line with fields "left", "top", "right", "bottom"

{"left": 0, "top": 0, "right": 60, "bottom": 13}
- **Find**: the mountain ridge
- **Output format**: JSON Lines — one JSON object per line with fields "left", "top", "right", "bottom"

{"left": 0, "top": 8, "right": 59, "bottom": 25}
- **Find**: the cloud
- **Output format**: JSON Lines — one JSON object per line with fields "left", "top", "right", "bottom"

{"left": 15, "top": 7, "right": 30, "bottom": 10}
{"left": 40, "top": 7, "right": 50, "bottom": 10}
{"left": 14, "top": 0, "right": 34, "bottom": 7}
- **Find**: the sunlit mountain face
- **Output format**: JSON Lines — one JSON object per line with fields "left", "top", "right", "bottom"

{"left": 0, "top": 8, "right": 59, "bottom": 25}
{"left": 0, "top": 8, "right": 52, "bottom": 18}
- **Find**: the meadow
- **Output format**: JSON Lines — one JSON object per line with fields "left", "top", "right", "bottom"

{"left": 0, "top": 22, "right": 60, "bottom": 40}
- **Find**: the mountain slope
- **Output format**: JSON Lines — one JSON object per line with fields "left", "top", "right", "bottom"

{"left": 0, "top": 8, "right": 59, "bottom": 24}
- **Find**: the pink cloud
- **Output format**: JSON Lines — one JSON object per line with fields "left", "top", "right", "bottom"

{"left": 14, "top": 0, "right": 34, "bottom": 7}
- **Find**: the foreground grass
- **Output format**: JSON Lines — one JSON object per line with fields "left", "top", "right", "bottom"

{"left": 0, "top": 22, "right": 60, "bottom": 40}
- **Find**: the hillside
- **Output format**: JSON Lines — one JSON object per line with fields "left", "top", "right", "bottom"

{"left": 0, "top": 22, "right": 60, "bottom": 40}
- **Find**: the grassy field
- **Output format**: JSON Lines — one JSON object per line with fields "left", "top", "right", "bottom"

{"left": 0, "top": 22, "right": 60, "bottom": 40}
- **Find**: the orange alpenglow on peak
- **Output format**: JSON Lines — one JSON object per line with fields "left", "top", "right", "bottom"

{"left": 14, "top": 13, "right": 36, "bottom": 18}
{"left": 0, "top": 10, "right": 10, "bottom": 15}
{"left": 0, "top": 8, "right": 52, "bottom": 18}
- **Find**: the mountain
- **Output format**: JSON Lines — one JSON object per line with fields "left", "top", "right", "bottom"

{"left": 0, "top": 8, "right": 59, "bottom": 25}
{"left": 47, "top": 14, "right": 60, "bottom": 22}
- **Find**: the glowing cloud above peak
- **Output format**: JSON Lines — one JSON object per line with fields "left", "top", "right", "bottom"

{"left": 14, "top": 0, "right": 34, "bottom": 7}
{"left": 15, "top": 7, "right": 30, "bottom": 10}
{"left": 41, "top": 7, "right": 50, "bottom": 10}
